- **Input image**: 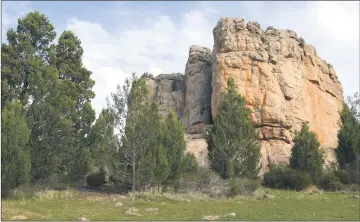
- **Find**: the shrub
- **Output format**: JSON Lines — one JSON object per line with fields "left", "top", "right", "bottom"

{"left": 229, "top": 177, "right": 261, "bottom": 197}
{"left": 86, "top": 167, "right": 107, "bottom": 187}
{"left": 263, "top": 165, "right": 289, "bottom": 189}
{"left": 263, "top": 165, "right": 312, "bottom": 191}
{"left": 318, "top": 173, "right": 343, "bottom": 191}
{"left": 332, "top": 161, "right": 360, "bottom": 185}
{"left": 177, "top": 168, "right": 227, "bottom": 197}
{"left": 182, "top": 153, "right": 199, "bottom": 174}
{"left": 286, "top": 170, "right": 312, "bottom": 191}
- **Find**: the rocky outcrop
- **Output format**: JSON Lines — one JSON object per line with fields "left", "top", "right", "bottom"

{"left": 184, "top": 45, "right": 213, "bottom": 134}
{"left": 144, "top": 73, "right": 186, "bottom": 124}
{"left": 211, "top": 18, "right": 343, "bottom": 172}
{"left": 142, "top": 17, "right": 344, "bottom": 174}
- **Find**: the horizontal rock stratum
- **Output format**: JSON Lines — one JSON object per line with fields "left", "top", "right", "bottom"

{"left": 142, "top": 17, "right": 344, "bottom": 174}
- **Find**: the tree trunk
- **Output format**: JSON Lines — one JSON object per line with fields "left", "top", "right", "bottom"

{"left": 132, "top": 149, "right": 136, "bottom": 192}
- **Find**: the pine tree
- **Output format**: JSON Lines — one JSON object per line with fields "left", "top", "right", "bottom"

{"left": 109, "top": 74, "right": 163, "bottom": 191}
{"left": 336, "top": 93, "right": 360, "bottom": 168}
{"left": 88, "top": 108, "right": 117, "bottom": 168}
{"left": 54, "top": 31, "right": 96, "bottom": 179}
{"left": 162, "top": 108, "right": 187, "bottom": 185}
{"left": 206, "top": 78, "right": 261, "bottom": 179}
{"left": 290, "top": 123, "right": 324, "bottom": 181}
{"left": 1, "top": 11, "right": 96, "bottom": 181}
{"left": 1, "top": 101, "right": 31, "bottom": 196}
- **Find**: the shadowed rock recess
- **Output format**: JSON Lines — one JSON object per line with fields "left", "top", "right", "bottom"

{"left": 141, "top": 17, "right": 344, "bottom": 174}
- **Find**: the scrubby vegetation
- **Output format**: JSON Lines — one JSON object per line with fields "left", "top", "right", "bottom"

{"left": 263, "top": 165, "right": 312, "bottom": 191}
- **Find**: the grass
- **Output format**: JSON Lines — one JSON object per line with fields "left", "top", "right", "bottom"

{"left": 1, "top": 187, "right": 359, "bottom": 221}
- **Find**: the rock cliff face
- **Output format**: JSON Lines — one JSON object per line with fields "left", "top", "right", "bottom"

{"left": 142, "top": 17, "right": 344, "bottom": 173}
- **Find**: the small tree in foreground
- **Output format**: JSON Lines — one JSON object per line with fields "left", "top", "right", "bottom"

{"left": 290, "top": 123, "right": 324, "bottom": 181}
{"left": 206, "top": 78, "right": 261, "bottom": 179}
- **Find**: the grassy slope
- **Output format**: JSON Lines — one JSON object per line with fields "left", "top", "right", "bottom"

{"left": 1, "top": 188, "right": 359, "bottom": 221}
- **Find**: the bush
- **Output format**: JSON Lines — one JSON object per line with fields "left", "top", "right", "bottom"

{"left": 318, "top": 173, "right": 343, "bottom": 191}
{"left": 263, "top": 165, "right": 312, "bottom": 191}
{"left": 177, "top": 168, "right": 228, "bottom": 197}
{"left": 286, "top": 170, "right": 312, "bottom": 191}
{"left": 182, "top": 153, "right": 199, "bottom": 174}
{"left": 229, "top": 178, "right": 261, "bottom": 197}
{"left": 86, "top": 167, "right": 107, "bottom": 187}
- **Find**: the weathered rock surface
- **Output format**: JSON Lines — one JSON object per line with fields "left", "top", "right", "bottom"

{"left": 142, "top": 17, "right": 344, "bottom": 174}
{"left": 184, "top": 45, "right": 213, "bottom": 134}
{"left": 185, "top": 134, "right": 209, "bottom": 167}
{"left": 211, "top": 18, "right": 343, "bottom": 172}
{"left": 143, "top": 73, "right": 186, "bottom": 124}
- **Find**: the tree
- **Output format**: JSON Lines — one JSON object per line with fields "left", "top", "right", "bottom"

{"left": 54, "top": 30, "right": 96, "bottom": 180}
{"left": 1, "top": 101, "right": 31, "bottom": 196}
{"left": 109, "top": 74, "right": 163, "bottom": 191}
{"left": 88, "top": 108, "right": 118, "bottom": 167}
{"left": 162, "top": 108, "right": 186, "bottom": 185}
{"left": 206, "top": 78, "right": 261, "bottom": 179}
{"left": 336, "top": 93, "right": 360, "bottom": 168}
{"left": 2, "top": 11, "right": 96, "bottom": 181}
{"left": 290, "top": 123, "right": 325, "bottom": 181}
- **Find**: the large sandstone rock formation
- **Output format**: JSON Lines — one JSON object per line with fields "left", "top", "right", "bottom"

{"left": 142, "top": 17, "right": 344, "bottom": 173}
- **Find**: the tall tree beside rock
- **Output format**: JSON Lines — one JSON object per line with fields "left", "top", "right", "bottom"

{"left": 290, "top": 123, "right": 324, "bottom": 181}
{"left": 1, "top": 101, "right": 31, "bottom": 196}
{"left": 147, "top": 103, "right": 170, "bottom": 190}
{"left": 109, "top": 74, "right": 163, "bottom": 191}
{"left": 336, "top": 92, "right": 360, "bottom": 168}
{"left": 206, "top": 78, "right": 261, "bottom": 179}
{"left": 162, "top": 108, "right": 187, "bottom": 186}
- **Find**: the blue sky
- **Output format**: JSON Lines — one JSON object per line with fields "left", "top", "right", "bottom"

{"left": 2, "top": 1, "right": 359, "bottom": 115}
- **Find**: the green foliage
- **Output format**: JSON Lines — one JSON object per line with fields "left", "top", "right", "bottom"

{"left": 317, "top": 173, "right": 343, "bottom": 191}
{"left": 1, "top": 101, "right": 31, "bottom": 196}
{"left": 88, "top": 108, "right": 117, "bottom": 167}
{"left": 162, "top": 108, "right": 186, "bottom": 184}
{"left": 335, "top": 161, "right": 360, "bottom": 185}
{"left": 290, "top": 123, "right": 324, "bottom": 181}
{"left": 229, "top": 178, "right": 261, "bottom": 197}
{"left": 336, "top": 93, "right": 360, "bottom": 169}
{"left": 2, "top": 11, "right": 96, "bottom": 182}
{"left": 86, "top": 167, "right": 107, "bottom": 188}
{"left": 181, "top": 153, "right": 200, "bottom": 174}
{"left": 206, "top": 78, "right": 261, "bottom": 179}
{"left": 153, "top": 143, "right": 171, "bottom": 187}
{"left": 109, "top": 74, "right": 160, "bottom": 191}
{"left": 263, "top": 165, "right": 312, "bottom": 191}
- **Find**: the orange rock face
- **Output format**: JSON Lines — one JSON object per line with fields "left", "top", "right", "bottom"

{"left": 211, "top": 18, "right": 344, "bottom": 173}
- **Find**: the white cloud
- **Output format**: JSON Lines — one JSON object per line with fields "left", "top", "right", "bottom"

{"left": 66, "top": 7, "right": 217, "bottom": 115}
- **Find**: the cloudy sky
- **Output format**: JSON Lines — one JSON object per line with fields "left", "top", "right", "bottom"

{"left": 2, "top": 1, "right": 359, "bottom": 116}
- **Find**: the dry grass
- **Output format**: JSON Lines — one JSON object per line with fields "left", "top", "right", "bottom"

{"left": 2, "top": 187, "right": 359, "bottom": 221}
